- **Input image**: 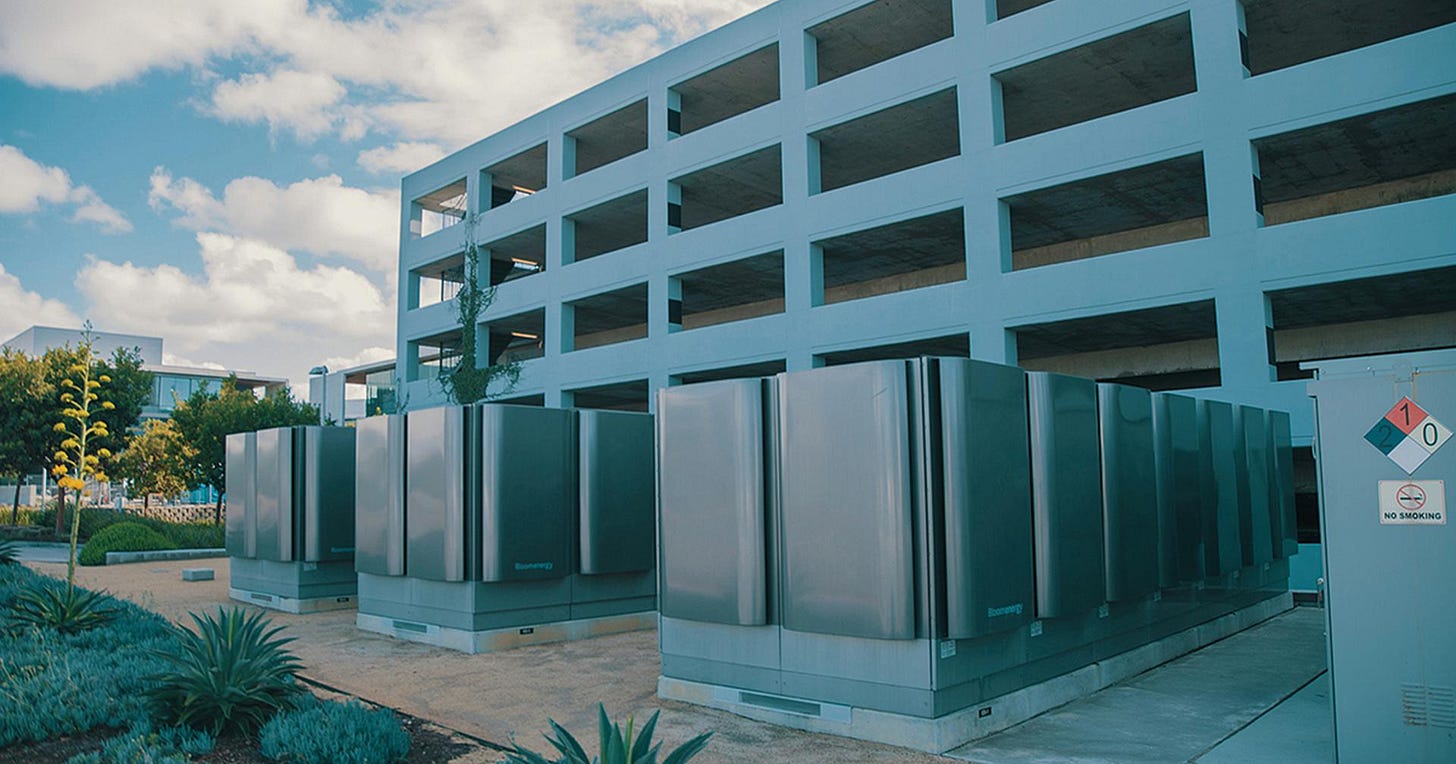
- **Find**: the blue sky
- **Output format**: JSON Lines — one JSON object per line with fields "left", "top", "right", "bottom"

{"left": 0, "top": 0, "right": 767, "bottom": 389}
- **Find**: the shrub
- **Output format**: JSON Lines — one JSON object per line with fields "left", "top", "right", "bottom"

{"left": 9, "top": 579, "right": 118, "bottom": 634}
{"left": 0, "top": 537, "right": 19, "bottom": 564}
{"left": 0, "top": 566, "right": 177, "bottom": 747}
{"left": 65, "top": 722, "right": 214, "bottom": 764}
{"left": 148, "top": 607, "right": 305, "bottom": 736}
{"left": 259, "top": 697, "right": 410, "bottom": 764}
{"left": 78, "top": 523, "right": 177, "bottom": 566}
{"left": 154, "top": 520, "right": 223, "bottom": 550}
{"left": 504, "top": 705, "right": 712, "bottom": 764}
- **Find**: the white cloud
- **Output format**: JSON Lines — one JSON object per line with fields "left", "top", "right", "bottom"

{"left": 161, "top": 353, "right": 228, "bottom": 371}
{"left": 0, "top": 145, "right": 132, "bottom": 232}
{"left": 0, "top": 1, "right": 772, "bottom": 147}
{"left": 322, "top": 346, "right": 395, "bottom": 373}
{"left": 357, "top": 142, "right": 445, "bottom": 176}
{"left": 149, "top": 168, "right": 397, "bottom": 271}
{"left": 208, "top": 69, "right": 347, "bottom": 140}
{"left": 76, "top": 233, "right": 394, "bottom": 389}
{"left": 0, "top": 262, "right": 82, "bottom": 341}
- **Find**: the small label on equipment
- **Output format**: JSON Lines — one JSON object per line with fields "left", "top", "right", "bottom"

{"left": 1379, "top": 480, "right": 1446, "bottom": 525}
{"left": 519, "top": 627, "right": 535, "bottom": 635}
{"left": 939, "top": 640, "right": 956, "bottom": 659}
{"left": 1030, "top": 621, "right": 1043, "bottom": 637}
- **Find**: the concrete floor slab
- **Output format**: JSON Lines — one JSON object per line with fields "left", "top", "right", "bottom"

{"left": 947, "top": 607, "right": 1328, "bottom": 764}
{"left": 1196, "top": 673, "right": 1333, "bottom": 764}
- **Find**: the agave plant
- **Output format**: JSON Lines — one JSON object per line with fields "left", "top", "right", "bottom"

{"left": 0, "top": 538, "right": 20, "bottom": 565}
{"left": 8, "top": 578, "right": 117, "bottom": 634}
{"left": 148, "top": 607, "right": 305, "bottom": 736}
{"left": 505, "top": 704, "right": 712, "bottom": 764}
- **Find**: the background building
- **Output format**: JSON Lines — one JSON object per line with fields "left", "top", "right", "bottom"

{"left": 395, "top": 0, "right": 1456, "bottom": 588}
{"left": 2, "top": 325, "right": 288, "bottom": 504}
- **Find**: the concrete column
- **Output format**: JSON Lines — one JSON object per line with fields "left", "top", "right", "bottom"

{"left": 779, "top": 20, "right": 815, "bottom": 373}
{"left": 1193, "top": 0, "right": 1261, "bottom": 238}
{"left": 1216, "top": 288, "right": 1276, "bottom": 390}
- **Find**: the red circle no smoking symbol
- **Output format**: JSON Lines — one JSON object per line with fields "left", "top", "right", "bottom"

{"left": 1396, "top": 483, "right": 1427, "bottom": 510}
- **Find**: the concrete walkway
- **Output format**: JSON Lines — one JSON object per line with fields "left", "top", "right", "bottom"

{"left": 948, "top": 607, "right": 1329, "bottom": 763}
{"left": 25, "top": 558, "right": 1333, "bottom": 763}
{"left": 9, "top": 541, "right": 73, "bottom": 564}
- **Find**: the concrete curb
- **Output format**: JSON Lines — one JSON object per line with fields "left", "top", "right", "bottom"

{"left": 106, "top": 548, "right": 226, "bottom": 564}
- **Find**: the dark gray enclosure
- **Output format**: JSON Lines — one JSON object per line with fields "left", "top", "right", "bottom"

{"left": 355, "top": 414, "right": 406, "bottom": 576}
{"left": 657, "top": 378, "right": 772, "bottom": 626}
{"left": 480, "top": 405, "right": 575, "bottom": 582}
{"left": 1097, "top": 383, "right": 1159, "bottom": 603}
{"left": 1027, "top": 372, "right": 1105, "bottom": 618}
{"left": 579, "top": 409, "right": 656, "bottom": 575}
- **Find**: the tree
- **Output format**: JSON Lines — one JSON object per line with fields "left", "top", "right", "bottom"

{"left": 0, "top": 349, "right": 53, "bottom": 523}
{"left": 92, "top": 346, "right": 153, "bottom": 455}
{"left": 440, "top": 214, "right": 521, "bottom": 405}
{"left": 169, "top": 379, "right": 318, "bottom": 521}
{"left": 50, "top": 329, "right": 115, "bottom": 591}
{"left": 113, "top": 420, "right": 194, "bottom": 512}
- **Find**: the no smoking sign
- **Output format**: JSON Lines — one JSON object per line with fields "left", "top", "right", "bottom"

{"left": 1379, "top": 480, "right": 1446, "bottom": 525}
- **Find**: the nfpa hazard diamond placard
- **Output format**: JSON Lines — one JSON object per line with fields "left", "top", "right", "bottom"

{"left": 1364, "top": 397, "right": 1452, "bottom": 474}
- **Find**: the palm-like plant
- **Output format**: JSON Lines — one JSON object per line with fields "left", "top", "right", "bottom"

{"left": 9, "top": 579, "right": 117, "bottom": 634}
{"left": 505, "top": 705, "right": 712, "bottom": 764}
{"left": 147, "top": 607, "right": 305, "bottom": 736}
{"left": 0, "top": 538, "right": 20, "bottom": 565}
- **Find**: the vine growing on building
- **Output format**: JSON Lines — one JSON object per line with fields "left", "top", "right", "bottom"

{"left": 440, "top": 214, "right": 521, "bottom": 405}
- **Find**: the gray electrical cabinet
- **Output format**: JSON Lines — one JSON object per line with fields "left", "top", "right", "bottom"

{"left": 1268, "top": 410, "right": 1298, "bottom": 559}
{"left": 1308, "top": 350, "right": 1456, "bottom": 763}
{"left": 656, "top": 356, "right": 1296, "bottom": 747}
{"left": 353, "top": 402, "right": 657, "bottom": 652}
{"left": 657, "top": 378, "right": 773, "bottom": 626}
{"left": 579, "top": 410, "right": 655, "bottom": 576}
{"left": 1237, "top": 405, "right": 1274, "bottom": 567}
{"left": 1201, "top": 400, "right": 1244, "bottom": 577}
{"left": 1027, "top": 372, "right": 1105, "bottom": 618}
{"left": 480, "top": 405, "right": 575, "bottom": 582}
{"left": 939, "top": 358, "right": 1035, "bottom": 640}
{"left": 224, "top": 426, "right": 357, "bottom": 611}
{"left": 1152, "top": 392, "right": 1205, "bottom": 585}
{"left": 355, "top": 414, "right": 406, "bottom": 577}
{"left": 778, "top": 360, "right": 918, "bottom": 640}
{"left": 225, "top": 432, "right": 257, "bottom": 559}
{"left": 1098, "top": 383, "right": 1159, "bottom": 603}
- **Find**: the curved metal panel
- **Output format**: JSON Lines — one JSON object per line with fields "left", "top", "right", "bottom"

{"left": 480, "top": 405, "right": 575, "bottom": 581}
{"left": 579, "top": 408, "right": 655, "bottom": 576}
{"left": 1152, "top": 392, "right": 1205, "bottom": 584}
{"left": 254, "top": 427, "right": 293, "bottom": 562}
{"left": 1200, "top": 400, "right": 1243, "bottom": 576}
{"left": 1267, "top": 409, "right": 1297, "bottom": 559}
{"left": 1098, "top": 383, "right": 1158, "bottom": 602}
{"left": 355, "top": 415, "right": 405, "bottom": 576}
{"left": 657, "top": 379, "right": 768, "bottom": 626}
{"left": 1027, "top": 372, "right": 1104, "bottom": 618}
{"left": 1237, "top": 406, "right": 1273, "bottom": 566}
{"left": 940, "top": 358, "right": 1034, "bottom": 639}
{"left": 406, "top": 406, "right": 469, "bottom": 581}
{"left": 778, "top": 361, "right": 916, "bottom": 640}
{"left": 225, "top": 432, "right": 256, "bottom": 559}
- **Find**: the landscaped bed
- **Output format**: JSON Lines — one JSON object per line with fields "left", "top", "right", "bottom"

{"left": 0, "top": 560, "right": 491, "bottom": 763}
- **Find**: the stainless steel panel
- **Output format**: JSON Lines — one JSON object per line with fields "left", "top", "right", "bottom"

{"left": 1098, "top": 383, "right": 1159, "bottom": 602}
{"left": 1237, "top": 406, "right": 1273, "bottom": 566}
{"left": 778, "top": 361, "right": 916, "bottom": 640}
{"left": 354, "top": 415, "right": 405, "bottom": 576}
{"left": 939, "top": 358, "right": 1035, "bottom": 639}
{"left": 579, "top": 409, "right": 656, "bottom": 576}
{"left": 254, "top": 427, "right": 293, "bottom": 562}
{"left": 1267, "top": 409, "right": 1298, "bottom": 559}
{"left": 1027, "top": 372, "right": 1105, "bottom": 618}
{"left": 1152, "top": 393, "right": 1205, "bottom": 584}
{"left": 480, "top": 405, "right": 575, "bottom": 581}
{"left": 406, "top": 406, "right": 470, "bottom": 582}
{"left": 301, "top": 426, "right": 356, "bottom": 562}
{"left": 1200, "top": 400, "right": 1243, "bottom": 576}
{"left": 657, "top": 379, "right": 769, "bottom": 626}
{"left": 225, "top": 432, "right": 257, "bottom": 559}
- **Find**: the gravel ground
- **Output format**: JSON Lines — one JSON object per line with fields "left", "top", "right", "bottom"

{"left": 26, "top": 559, "right": 949, "bottom": 764}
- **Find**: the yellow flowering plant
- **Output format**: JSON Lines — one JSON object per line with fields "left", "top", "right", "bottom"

{"left": 50, "top": 329, "right": 115, "bottom": 591}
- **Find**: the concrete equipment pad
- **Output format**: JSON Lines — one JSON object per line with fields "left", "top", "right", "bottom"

{"left": 1197, "top": 672, "right": 1332, "bottom": 763}
{"left": 948, "top": 606, "right": 1327, "bottom": 763}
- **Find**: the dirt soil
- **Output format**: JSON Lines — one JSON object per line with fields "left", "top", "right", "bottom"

{"left": 26, "top": 559, "right": 950, "bottom": 764}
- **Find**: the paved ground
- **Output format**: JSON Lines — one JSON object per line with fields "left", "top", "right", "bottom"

{"left": 21, "top": 557, "right": 1333, "bottom": 763}
{"left": 10, "top": 541, "right": 73, "bottom": 563}
{"left": 949, "top": 607, "right": 1330, "bottom": 763}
